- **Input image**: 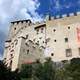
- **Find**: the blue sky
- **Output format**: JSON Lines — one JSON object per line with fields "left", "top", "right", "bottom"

{"left": 0, "top": 0, "right": 80, "bottom": 59}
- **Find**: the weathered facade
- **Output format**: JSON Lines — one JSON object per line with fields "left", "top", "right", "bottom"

{"left": 4, "top": 12, "right": 80, "bottom": 70}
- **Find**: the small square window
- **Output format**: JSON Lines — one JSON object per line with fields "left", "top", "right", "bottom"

{"left": 46, "top": 38, "right": 50, "bottom": 43}
{"left": 54, "top": 40, "right": 57, "bottom": 42}
{"left": 26, "top": 35, "right": 28, "bottom": 39}
{"left": 27, "top": 50, "right": 29, "bottom": 54}
{"left": 37, "top": 41, "right": 39, "bottom": 44}
{"left": 10, "top": 60, "right": 12, "bottom": 68}
{"left": 51, "top": 53, "right": 54, "bottom": 56}
{"left": 74, "top": 12, "right": 77, "bottom": 16}
{"left": 65, "top": 38, "right": 68, "bottom": 42}
{"left": 41, "top": 27, "right": 44, "bottom": 33}
{"left": 23, "top": 49, "right": 25, "bottom": 52}
{"left": 53, "top": 29, "right": 56, "bottom": 32}
{"left": 33, "top": 39, "right": 35, "bottom": 41}
{"left": 36, "top": 29, "right": 39, "bottom": 34}
{"left": 68, "top": 27, "right": 70, "bottom": 29}
{"left": 10, "top": 54, "right": 13, "bottom": 58}
{"left": 39, "top": 37, "right": 42, "bottom": 39}
{"left": 66, "top": 48, "right": 72, "bottom": 57}
{"left": 14, "top": 27, "right": 16, "bottom": 30}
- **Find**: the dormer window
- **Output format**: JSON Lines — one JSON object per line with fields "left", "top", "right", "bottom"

{"left": 54, "top": 39, "right": 57, "bottom": 42}
{"left": 10, "top": 54, "right": 13, "bottom": 58}
{"left": 26, "top": 35, "right": 28, "bottom": 39}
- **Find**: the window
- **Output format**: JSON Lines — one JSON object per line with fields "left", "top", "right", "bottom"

{"left": 78, "top": 48, "right": 80, "bottom": 55}
{"left": 23, "top": 49, "right": 25, "bottom": 52}
{"left": 25, "top": 26, "right": 26, "bottom": 28}
{"left": 66, "top": 48, "right": 72, "bottom": 57}
{"left": 9, "top": 60, "right": 12, "bottom": 69}
{"left": 53, "top": 29, "right": 56, "bottom": 32}
{"left": 41, "top": 27, "right": 44, "bottom": 33}
{"left": 68, "top": 26, "right": 70, "bottom": 29}
{"left": 54, "top": 40, "right": 57, "bottom": 42}
{"left": 46, "top": 38, "right": 50, "bottom": 43}
{"left": 27, "top": 50, "right": 29, "bottom": 54}
{"left": 65, "top": 38, "right": 68, "bottom": 42}
{"left": 26, "top": 35, "right": 28, "bottom": 39}
{"left": 51, "top": 53, "right": 54, "bottom": 56}
{"left": 39, "top": 37, "right": 42, "bottom": 39}
{"left": 14, "top": 27, "right": 16, "bottom": 30}
{"left": 36, "top": 29, "right": 39, "bottom": 34}
{"left": 37, "top": 41, "right": 39, "bottom": 44}
{"left": 67, "top": 14, "right": 69, "bottom": 17}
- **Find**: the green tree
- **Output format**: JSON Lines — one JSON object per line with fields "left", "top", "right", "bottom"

{"left": 65, "top": 58, "right": 80, "bottom": 80}
{"left": 0, "top": 60, "right": 20, "bottom": 80}
{"left": 34, "top": 57, "right": 55, "bottom": 80}
{"left": 20, "top": 63, "right": 33, "bottom": 79}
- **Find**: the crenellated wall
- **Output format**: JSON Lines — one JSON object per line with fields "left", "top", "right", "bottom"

{"left": 9, "top": 20, "right": 32, "bottom": 39}
{"left": 4, "top": 12, "right": 80, "bottom": 70}
{"left": 46, "top": 12, "right": 80, "bottom": 20}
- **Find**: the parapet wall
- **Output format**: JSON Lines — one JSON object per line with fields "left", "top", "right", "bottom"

{"left": 11, "top": 19, "right": 32, "bottom": 25}
{"left": 46, "top": 11, "right": 80, "bottom": 20}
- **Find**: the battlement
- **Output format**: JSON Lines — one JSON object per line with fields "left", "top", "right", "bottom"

{"left": 46, "top": 11, "right": 80, "bottom": 20}
{"left": 11, "top": 19, "right": 32, "bottom": 25}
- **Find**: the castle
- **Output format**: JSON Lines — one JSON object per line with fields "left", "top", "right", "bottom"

{"left": 3, "top": 12, "right": 80, "bottom": 71}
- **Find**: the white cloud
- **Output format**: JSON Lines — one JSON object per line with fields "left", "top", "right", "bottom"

{"left": 0, "top": 0, "right": 43, "bottom": 58}
{"left": 0, "top": 0, "right": 43, "bottom": 32}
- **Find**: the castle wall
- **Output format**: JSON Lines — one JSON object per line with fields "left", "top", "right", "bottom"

{"left": 46, "top": 14, "right": 80, "bottom": 61}
{"left": 18, "top": 37, "right": 44, "bottom": 69}
{"left": 4, "top": 12, "right": 80, "bottom": 70}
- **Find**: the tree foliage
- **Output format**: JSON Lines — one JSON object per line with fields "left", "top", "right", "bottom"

{"left": 20, "top": 63, "right": 33, "bottom": 79}
{"left": 65, "top": 58, "right": 80, "bottom": 80}
{"left": 20, "top": 58, "right": 55, "bottom": 80}
{"left": 1, "top": 57, "right": 80, "bottom": 80}
{"left": 0, "top": 60, "right": 20, "bottom": 80}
